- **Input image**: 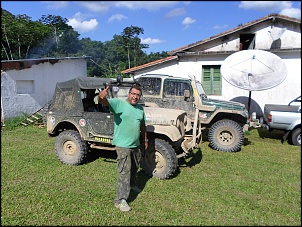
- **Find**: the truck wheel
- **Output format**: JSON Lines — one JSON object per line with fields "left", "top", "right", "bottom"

{"left": 290, "top": 128, "right": 301, "bottom": 146}
{"left": 208, "top": 119, "right": 244, "bottom": 152}
{"left": 55, "top": 130, "right": 88, "bottom": 165}
{"left": 140, "top": 138, "right": 178, "bottom": 180}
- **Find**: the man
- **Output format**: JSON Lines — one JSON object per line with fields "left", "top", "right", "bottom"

{"left": 98, "top": 84, "right": 148, "bottom": 212}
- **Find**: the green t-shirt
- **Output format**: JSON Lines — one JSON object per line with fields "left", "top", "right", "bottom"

{"left": 108, "top": 98, "right": 146, "bottom": 148}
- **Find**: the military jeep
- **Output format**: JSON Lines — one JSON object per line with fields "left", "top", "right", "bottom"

{"left": 46, "top": 76, "right": 198, "bottom": 180}
{"left": 136, "top": 74, "right": 260, "bottom": 152}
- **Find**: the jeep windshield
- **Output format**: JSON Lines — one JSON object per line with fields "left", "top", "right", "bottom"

{"left": 196, "top": 81, "right": 207, "bottom": 99}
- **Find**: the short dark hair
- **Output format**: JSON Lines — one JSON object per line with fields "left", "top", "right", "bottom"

{"left": 129, "top": 84, "right": 142, "bottom": 94}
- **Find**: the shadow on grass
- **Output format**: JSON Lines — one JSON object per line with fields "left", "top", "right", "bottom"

{"left": 85, "top": 148, "right": 117, "bottom": 164}
{"left": 128, "top": 170, "right": 152, "bottom": 203}
{"left": 129, "top": 148, "right": 204, "bottom": 201}
{"left": 256, "top": 127, "right": 289, "bottom": 144}
{"left": 178, "top": 147, "right": 203, "bottom": 168}
{"left": 173, "top": 147, "right": 203, "bottom": 179}
{"left": 257, "top": 127, "right": 285, "bottom": 139}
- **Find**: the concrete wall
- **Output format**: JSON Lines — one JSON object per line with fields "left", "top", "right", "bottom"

{"left": 1, "top": 58, "right": 87, "bottom": 120}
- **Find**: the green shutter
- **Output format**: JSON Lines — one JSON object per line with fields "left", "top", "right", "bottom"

{"left": 202, "top": 67, "right": 212, "bottom": 94}
{"left": 212, "top": 68, "right": 222, "bottom": 95}
{"left": 202, "top": 66, "right": 222, "bottom": 95}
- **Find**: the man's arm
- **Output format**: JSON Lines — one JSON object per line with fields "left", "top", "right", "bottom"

{"left": 98, "top": 86, "right": 110, "bottom": 106}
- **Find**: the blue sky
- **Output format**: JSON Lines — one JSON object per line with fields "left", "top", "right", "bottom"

{"left": 2, "top": 1, "right": 301, "bottom": 54}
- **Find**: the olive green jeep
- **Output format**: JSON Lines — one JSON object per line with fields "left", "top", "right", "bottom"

{"left": 136, "top": 74, "right": 261, "bottom": 152}
{"left": 46, "top": 76, "right": 198, "bottom": 179}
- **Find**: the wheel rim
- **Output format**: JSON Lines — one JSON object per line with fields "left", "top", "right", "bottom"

{"left": 154, "top": 151, "right": 166, "bottom": 169}
{"left": 145, "top": 150, "right": 167, "bottom": 175}
{"left": 62, "top": 140, "right": 77, "bottom": 156}
{"left": 217, "top": 130, "right": 234, "bottom": 145}
{"left": 297, "top": 134, "right": 301, "bottom": 145}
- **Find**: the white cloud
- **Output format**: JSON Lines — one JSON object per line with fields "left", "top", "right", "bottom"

{"left": 182, "top": 17, "right": 196, "bottom": 25}
{"left": 238, "top": 1, "right": 301, "bottom": 19}
{"left": 67, "top": 13, "right": 98, "bottom": 33}
{"left": 108, "top": 14, "right": 128, "bottom": 23}
{"left": 76, "top": 1, "right": 111, "bottom": 13}
{"left": 140, "top": 38, "right": 166, "bottom": 44}
{"left": 213, "top": 24, "right": 228, "bottom": 30}
{"left": 43, "top": 1, "right": 69, "bottom": 10}
{"left": 182, "top": 17, "right": 196, "bottom": 30}
{"left": 70, "top": 12, "right": 87, "bottom": 21}
{"left": 165, "top": 7, "right": 186, "bottom": 18}
{"left": 239, "top": 1, "right": 293, "bottom": 11}
{"left": 77, "top": 1, "right": 180, "bottom": 12}
{"left": 114, "top": 1, "right": 179, "bottom": 11}
{"left": 279, "top": 8, "right": 301, "bottom": 20}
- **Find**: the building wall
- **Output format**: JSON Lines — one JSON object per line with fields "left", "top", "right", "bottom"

{"left": 1, "top": 58, "right": 87, "bottom": 120}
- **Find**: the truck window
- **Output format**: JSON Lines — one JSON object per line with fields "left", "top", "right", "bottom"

{"left": 164, "top": 81, "right": 190, "bottom": 97}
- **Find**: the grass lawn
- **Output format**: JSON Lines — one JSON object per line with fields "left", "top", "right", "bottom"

{"left": 1, "top": 124, "right": 301, "bottom": 226}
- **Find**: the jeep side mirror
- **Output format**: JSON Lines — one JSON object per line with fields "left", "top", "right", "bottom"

{"left": 184, "top": 90, "right": 190, "bottom": 101}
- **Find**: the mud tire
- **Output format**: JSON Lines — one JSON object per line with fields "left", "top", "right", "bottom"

{"left": 55, "top": 130, "right": 88, "bottom": 165}
{"left": 290, "top": 128, "right": 301, "bottom": 146}
{"left": 208, "top": 119, "right": 244, "bottom": 152}
{"left": 140, "top": 138, "right": 178, "bottom": 180}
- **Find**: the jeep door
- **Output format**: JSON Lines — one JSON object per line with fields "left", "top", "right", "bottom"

{"left": 83, "top": 111, "right": 114, "bottom": 136}
{"left": 163, "top": 79, "right": 195, "bottom": 120}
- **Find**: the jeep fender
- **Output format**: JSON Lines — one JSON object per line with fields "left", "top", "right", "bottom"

{"left": 47, "top": 117, "right": 85, "bottom": 138}
{"left": 146, "top": 124, "right": 183, "bottom": 142}
{"left": 199, "top": 109, "right": 248, "bottom": 125}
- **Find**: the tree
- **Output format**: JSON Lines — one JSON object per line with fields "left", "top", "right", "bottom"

{"left": 1, "top": 9, "right": 51, "bottom": 60}
{"left": 38, "top": 14, "right": 81, "bottom": 57}
{"left": 120, "top": 25, "right": 149, "bottom": 68}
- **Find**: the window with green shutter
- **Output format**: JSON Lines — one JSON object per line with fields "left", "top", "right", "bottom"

{"left": 202, "top": 65, "right": 222, "bottom": 95}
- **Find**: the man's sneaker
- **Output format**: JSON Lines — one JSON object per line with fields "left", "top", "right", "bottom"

{"left": 131, "top": 186, "right": 142, "bottom": 193}
{"left": 115, "top": 199, "right": 131, "bottom": 212}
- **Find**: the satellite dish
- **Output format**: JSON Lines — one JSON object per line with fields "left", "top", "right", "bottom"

{"left": 221, "top": 50, "right": 287, "bottom": 113}
{"left": 221, "top": 50, "right": 287, "bottom": 91}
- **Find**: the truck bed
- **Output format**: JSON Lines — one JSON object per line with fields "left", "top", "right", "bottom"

{"left": 265, "top": 104, "right": 300, "bottom": 113}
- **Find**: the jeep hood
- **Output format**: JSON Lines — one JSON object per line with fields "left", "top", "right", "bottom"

{"left": 144, "top": 107, "right": 186, "bottom": 125}
{"left": 202, "top": 98, "right": 247, "bottom": 111}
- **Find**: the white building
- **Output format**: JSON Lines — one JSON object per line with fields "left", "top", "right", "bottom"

{"left": 122, "top": 14, "right": 301, "bottom": 116}
{"left": 1, "top": 57, "right": 89, "bottom": 121}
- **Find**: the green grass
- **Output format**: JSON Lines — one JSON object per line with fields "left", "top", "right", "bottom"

{"left": 1, "top": 124, "right": 301, "bottom": 226}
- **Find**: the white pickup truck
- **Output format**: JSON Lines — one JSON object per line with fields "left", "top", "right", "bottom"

{"left": 260, "top": 96, "right": 301, "bottom": 146}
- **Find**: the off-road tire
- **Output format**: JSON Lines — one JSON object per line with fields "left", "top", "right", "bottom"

{"left": 55, "top": 130, "right": 88, "bottom": 165}
{"left": 290, "top": 128, "right": 301, "bottom": 146}
{"left": 208, "top": 119, "right": 244, "bottom": 152}
{"left": 140, "top": 138, "right": 178, "bottom": 180}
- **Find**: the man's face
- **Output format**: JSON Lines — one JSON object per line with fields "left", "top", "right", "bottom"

{"left": 127, "top": 88, "right": 141, "bottom": 105}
